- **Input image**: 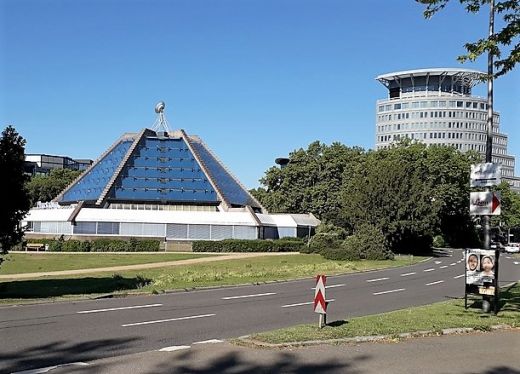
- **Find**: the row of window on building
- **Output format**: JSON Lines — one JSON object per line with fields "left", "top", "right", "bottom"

{"left": 379, "top": 121, "right": 484, "bottom": 131}
{"left": 378, "top": 133, "right": 507, "bottom": 153}
{"left": 107, "top": 203, "right": 217, "bottom": 212}
{"left": 26, "top": 221, "right": 258, "bottom": 240}
{"left": 378, "top": 100, "right": 488, "bottom": 113}
{"left": 378, "top": 111, "right": 498, "bottom": 122}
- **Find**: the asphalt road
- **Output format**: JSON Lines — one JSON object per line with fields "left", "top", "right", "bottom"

{"left": 1, "top": 249, "right": 519, "bottom": 373}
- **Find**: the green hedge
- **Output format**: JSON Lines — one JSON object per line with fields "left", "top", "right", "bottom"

{"left": 192, "top": 239, "right": 305, "bottom": 252}
{"left": 43, "top": 238, "right": 161, "bottom": 252}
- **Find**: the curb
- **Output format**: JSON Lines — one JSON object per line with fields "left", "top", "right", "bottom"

{"left": 235, "top": 324, "right": 518, "bottom": 348}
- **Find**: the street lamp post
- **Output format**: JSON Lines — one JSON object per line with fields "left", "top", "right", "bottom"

{"left": 483, "top": 0, "right": 495, "bottom": 251}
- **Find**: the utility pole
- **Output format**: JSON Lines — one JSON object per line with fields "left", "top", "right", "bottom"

{"left": 483, "top": 0, "right": 495, "bottom": 250}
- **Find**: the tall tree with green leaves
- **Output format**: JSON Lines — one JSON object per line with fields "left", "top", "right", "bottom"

{"left": 0, "top": 126, "right": 31, "bottom": 254}
{"left": 26, "top": 168, "right": 82, "bottom": 205}
{"left": 251, "top": 141, "right": 365, "bottom": 226}
{"left": 417, "top": 0, "right": 519, "bottom": 77}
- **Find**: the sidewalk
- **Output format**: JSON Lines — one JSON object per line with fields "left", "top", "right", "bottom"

{"left": 0, "top": 252, "right": 299, "bottom": 280}
{"left": 30, "top": 330, "right": 520, "bottom": 374}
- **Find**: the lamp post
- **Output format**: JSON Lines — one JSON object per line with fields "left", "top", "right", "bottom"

{"left": 483, "top": 0, "right": 495, "bottom": 251}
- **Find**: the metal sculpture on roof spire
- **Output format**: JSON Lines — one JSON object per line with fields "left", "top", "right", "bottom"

{"left": 152, "top": 101, "right": 172, "bottom": 133}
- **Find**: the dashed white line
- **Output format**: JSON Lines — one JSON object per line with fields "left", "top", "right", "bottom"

{"left": 77, "top": 304, "right": 162, "bottom": 314}
{"left": 193, "top": 339, "right": 224, "bottom": 345}
{"left": 454, "top": 274, "right": 465, "bottom": 279}
{"left": 514, "top": 261, "right": 519, "bottom": 265}
{"left": 434, "top": 261, "right": 442, "bottom": 264}
{"left": 373, "top": 288, "right": 405, "bottom": 296}
{"left": 282, "top": 299, "right": 335, "bottom": 308}
{"left": 221, "top": 292, "right": 276, "bottom": 300}
{"left": 400, "top": 272, "right": 416, "bottom": 277}
{"left": 426, "top": 280, "right": 445, "bottom": 286}
{"left": 450, "top": 263, "right": 457, "bottom": 266}
{"left": 122, "top": 313, "right": 216, "bottom": 327}
{"left": 158, "top": 345, "right": 191, "bottom": 352}
{"left": 423, "top": 268, "right": 435, "bottom": 272}
{"left": 440, "top": 265, "right": 448, "bottom": 269}
{"left": 311, "top": 284, "right": 345, "bottom": 290}
{"left": 366, "top": 277, "right": 389, "bottom": 283}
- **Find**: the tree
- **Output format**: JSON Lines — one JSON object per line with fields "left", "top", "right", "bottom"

{"left": 0, "top": 126, "right": 31, "bottom": 254}
{"left": 417, "top": 0, "right": 519, "bottom": 77}
{"left": 250, "top": 141, "right": 365, "bottom": 226}
{"left": 26, "top": 168, "right": 82, "bottom": 205}
{"left": 491, "top": 182, "right": 520, "bottom": 238}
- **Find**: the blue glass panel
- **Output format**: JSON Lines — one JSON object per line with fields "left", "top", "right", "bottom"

{"left": 190, "top": 141, "right": 257, "bottom": 207}
{"left": 60, "top": 140, "right": 133, "bottom": 203}
{"left": 109, "top": 137, "right": 218, "bottom": 203}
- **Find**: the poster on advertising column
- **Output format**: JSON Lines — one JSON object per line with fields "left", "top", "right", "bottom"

{"left": 465, "top": 249, "right": 497, "bottom": 296}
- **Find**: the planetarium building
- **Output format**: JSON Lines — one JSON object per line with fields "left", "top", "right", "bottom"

{"left": 23, "top": 106, "right": 319, "bottom": 245}
{"left": 375, "top": 68, "right": 519, "bottom": 190}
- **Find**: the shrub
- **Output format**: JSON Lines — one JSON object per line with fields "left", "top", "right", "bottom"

{"left": 320, "top": 246, "right": 361, "bottom": 261}
{"left": 306, "top": 233, "right": 342, "bottom": 253}
{"left": 192, "top": 239, "right": 305, "bottom": 252}
{"left": 43, "top": 238, "right": 161, "bottom": 252}
{"left": 321, "top": 224, "right": 394, "bottom": 261}
{"left": 432, "top": 235, "right": 446, "bottom": 248}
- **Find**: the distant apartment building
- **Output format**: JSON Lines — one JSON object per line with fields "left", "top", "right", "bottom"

{"left": 375, "top": 68, "right": 520, "bottom": 191}
{"left": 24, "top": 154, "right": 93, "bottom": 176}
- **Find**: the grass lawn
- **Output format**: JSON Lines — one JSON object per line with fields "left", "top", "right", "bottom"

{"left": 0, "top": 252, "right": 216, "bottom": 274}
{"left": 0, "top": 254, "right": 424, "bottom": 301}
{"left": 250, "top": 283, "right": 520, "bottom": 344}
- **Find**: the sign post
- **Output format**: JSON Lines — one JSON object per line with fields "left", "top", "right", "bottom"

{"left": 469, "top": 191, "right": 501, "bottom": 216}
{"left": 314, "top": 275, "right": 327, "bottom": 328}
{"left": 470, "top": 163, "right": 501, "bottom": 188}
{"left": 469, "top": 163, "right": 501, "bottom": 313}
{"left": 464, "top": 248, "right": 500, "bottom": 314}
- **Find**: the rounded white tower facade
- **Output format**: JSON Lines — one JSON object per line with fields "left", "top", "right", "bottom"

{"left": 375, "top": 68, "right": 515, "bottom": 178}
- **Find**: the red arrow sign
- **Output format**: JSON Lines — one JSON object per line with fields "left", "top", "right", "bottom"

{"left": 492, "top": 193, "right": 500, "bottom": 213}
{"left": 314, "top": 275, "right": 327, "bottom": 314}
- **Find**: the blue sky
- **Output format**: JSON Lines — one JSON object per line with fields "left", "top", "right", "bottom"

{"left": 1, "top": 0, "right": 519, "bottom": 188}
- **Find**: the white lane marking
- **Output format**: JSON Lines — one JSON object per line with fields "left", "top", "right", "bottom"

{"left": 454, "top": 274, "right": 465, "bottom": 279}
{"left": 440, "top": 265, "right": 448, "bottom": 269}
{"left": 400, "top": 272, "right": 416, "bottom": 277}
{"left": 514, "top": 262, "right": 519, "bottom": 265}
{"left": 450, "top": 263, "right": 457, "bottom": 266}
{"left": 373, "top": 288, "right": 405, "bottom": 296}
{"left": 310, "top": 284, "right": 346, "bottom": 290}
{"left": 426, "top": 280, "right": 445, "bottom": 286}
{"left": 221, "top": 292, "right": 276, "bottom": 300}
{"left": 423, "top": 268, "right": 435, "bottom": 272}
{"left": 12, "top": 363, "right": 89, "bottom": 374}
{"left": 158, "top": 345, "right": 191, "bottom": 352}
{"left": 366, "top": 277, "right": 389, "bottom": 283}
{"left": 282, "top": 299, "right": 335, "bottom": 308}
{"left": 506, "top": 256, "right": 512, "bottom": 259}
{"left": 122, "top": 313, "right": 215, "bottom": 327}
{"left": 434, "top": 261, "right": 442, "bottom": 264}
{"left": 77, "top": 303, "right": 162, "bottom": 314}
{"left": 193, "top": 339, "right": 224, "bottom": 344}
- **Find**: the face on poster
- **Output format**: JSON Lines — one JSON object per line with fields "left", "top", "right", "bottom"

{"left": 465, "top": 249, "right": 495, "bottom": 285}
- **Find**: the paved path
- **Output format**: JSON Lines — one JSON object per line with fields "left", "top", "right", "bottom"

{"left": 0, "top": 252, "right": 299, "bottom": 280}
{"left": 13, "top": 330, "right": 520, "bottom": 374}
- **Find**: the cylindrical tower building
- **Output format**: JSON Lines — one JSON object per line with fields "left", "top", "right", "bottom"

{"left": 375, "top": 68, "right": 516, "bottom": 181}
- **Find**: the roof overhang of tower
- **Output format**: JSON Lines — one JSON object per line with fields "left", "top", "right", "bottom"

{"left": 376, "top": 68, "right": 486, "bottom": 88}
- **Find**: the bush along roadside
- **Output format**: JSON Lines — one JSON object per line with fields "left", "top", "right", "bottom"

{"left": 33, "top": 237, "right": 161, "bottom": 252}
{"left": 192, "top": 238, "right": 306, "bottom": 252}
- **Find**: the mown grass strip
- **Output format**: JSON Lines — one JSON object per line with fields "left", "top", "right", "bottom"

{"left": 250, "top": 283, "right": 520, "bottom": 344}
{"left": 0, "top": 252, "right": 214, "bottom": 274}
{"left": 0, "top": 254, "right": 425, "bottom": 302}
